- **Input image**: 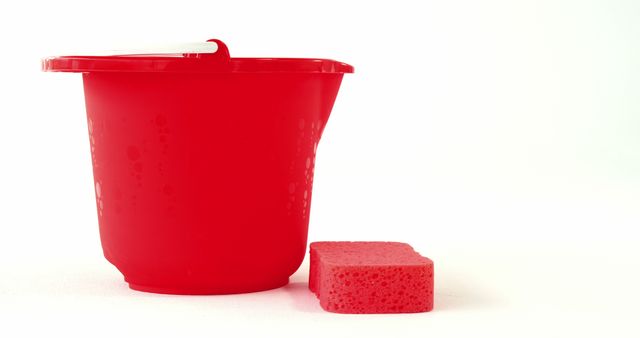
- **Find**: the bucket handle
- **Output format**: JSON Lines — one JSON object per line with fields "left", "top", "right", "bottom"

{"left": 183, "top": 39, "right": 230, "bottom": 65}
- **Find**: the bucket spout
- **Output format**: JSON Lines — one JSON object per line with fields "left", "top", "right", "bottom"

{"left": 317, "top": 74, "right": 345, "bottom": 137}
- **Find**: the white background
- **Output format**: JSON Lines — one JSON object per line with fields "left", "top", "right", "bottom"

{"left": 1, "top": 0, "right": 640, "bottom": 337}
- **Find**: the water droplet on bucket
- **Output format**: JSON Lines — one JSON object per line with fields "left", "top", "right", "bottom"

{"left": 303, "top": 190, "right": 308, "bottom": 199}
{"left": 127, "top": 146, "right": 140, "bottom": 161}
{"left": 155, "top": 114, "right": 167, "bottom": 127}
{"left": 288, "top": 182, "right": 296, "bottom": 194}
{"left": 298, "top": 118, "right": 305, "bottom": 130}
{"left": 95, "top": 181, "right": 101, "bottom": 198}
{"left": 306, "top": 157, "right": 311, "bottom": 169}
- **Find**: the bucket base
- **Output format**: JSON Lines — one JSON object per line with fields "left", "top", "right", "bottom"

{"left": 127, "top": 277, "right": 289, "bottom": 295}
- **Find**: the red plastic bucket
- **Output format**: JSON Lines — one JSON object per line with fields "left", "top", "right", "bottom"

{"left": 43, "top": 39, "right": 353, "bottom": 294}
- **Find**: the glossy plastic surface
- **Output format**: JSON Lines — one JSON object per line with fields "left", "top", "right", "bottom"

{"left": 42, "top": 39, "right": 354, "bottom": 74}
{"left": 47, "top": 39, "right": 351, "bottom": 294}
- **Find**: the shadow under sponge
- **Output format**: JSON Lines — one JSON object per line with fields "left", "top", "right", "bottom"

{"left": 309, "top": 241, "right": 434, "bottom": 314}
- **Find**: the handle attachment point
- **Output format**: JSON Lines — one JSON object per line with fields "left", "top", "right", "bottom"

{"left": 183, "top": 39, "right": 230, "bottom": 63}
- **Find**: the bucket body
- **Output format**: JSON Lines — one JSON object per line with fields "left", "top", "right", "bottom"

{"left": 84, "top": 71, "right": 343, "bottom": 294}
{"left": 43, "top": 39, "right": 352, "bottom": 294}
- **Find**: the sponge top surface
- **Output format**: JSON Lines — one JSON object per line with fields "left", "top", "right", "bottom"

{"left": 310, "top": 241, "right": 431, "bottom": 266}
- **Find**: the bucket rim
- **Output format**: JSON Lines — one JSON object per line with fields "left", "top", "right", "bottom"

{"left": 42, "top": 55, "right": 354, "bottom": 74}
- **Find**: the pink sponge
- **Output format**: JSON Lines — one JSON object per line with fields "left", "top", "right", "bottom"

{"left": 309, "top": 241, "right": 434, "bottom": 314}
